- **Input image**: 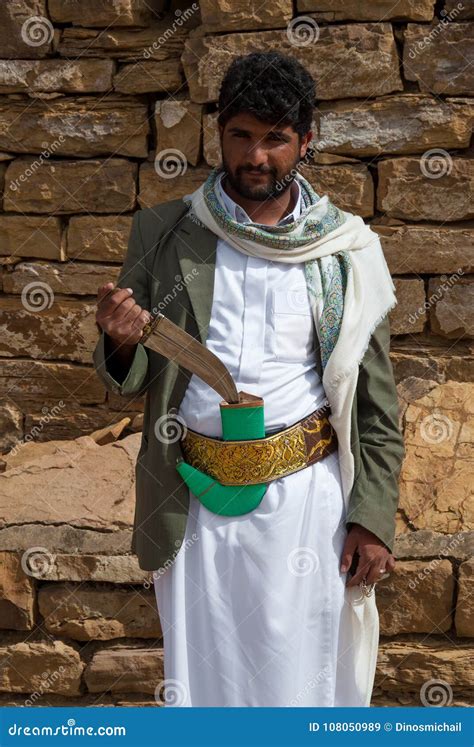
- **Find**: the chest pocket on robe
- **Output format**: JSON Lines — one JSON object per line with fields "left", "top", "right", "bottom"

{"left": 269, "top": 286, "right": 315, "bottom": 363}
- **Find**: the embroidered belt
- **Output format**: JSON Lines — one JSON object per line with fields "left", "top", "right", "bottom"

{"left": 179, "top": 402, "right": 338, "bottom": 486}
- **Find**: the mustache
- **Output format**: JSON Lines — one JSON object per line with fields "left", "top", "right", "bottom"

{"left": 238, "top": 167, "right": 275, "bottom": 175}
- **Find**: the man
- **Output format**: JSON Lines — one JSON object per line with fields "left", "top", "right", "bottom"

{"left": 93, "top": 51, "right": 405, "bottom": 707}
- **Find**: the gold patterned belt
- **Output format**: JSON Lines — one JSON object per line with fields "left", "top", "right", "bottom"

{"left": 179, "top": 402, "right": 338, "bottom": 486}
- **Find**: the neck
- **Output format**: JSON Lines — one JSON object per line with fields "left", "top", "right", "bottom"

{"left": 221, "top": 174, "right": 297, "bottom": 226}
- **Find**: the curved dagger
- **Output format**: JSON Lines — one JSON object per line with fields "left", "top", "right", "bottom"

{"left": 141, "top": 312, "right": 240, "bottom": 404}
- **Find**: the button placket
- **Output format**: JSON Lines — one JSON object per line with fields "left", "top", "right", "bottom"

{"left": 238, "top": 256, "right": 268, "bottom": 383}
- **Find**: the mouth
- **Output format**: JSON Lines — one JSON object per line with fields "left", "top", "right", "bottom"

{"left": 244, "top": 171, "right": 269, "bottom": 178}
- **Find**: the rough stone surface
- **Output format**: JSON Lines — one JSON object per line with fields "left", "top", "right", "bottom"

{"left": 3, "top": 261, "right": 120, "bottom": 297}
{"left": 428, "top": 278, "right": 474, "bottom": 339}
{"left": 0, "top": 1, "right": 55, "bottom": 59}
{"left": 376, "top": 560, "right": 454, "bottom": 635}
{"left": 375, "top": 639, "right": 474, "bottom": 692}
{"left": 49, "top": 0, "right": 166, "bottom": 27}
{"left": 0, "top": 403, "right": 23, "bottom": 454}
{"left": 456, "top": 558, "right": 474, "bottom": 636}
{"left": 373, "top": 224, "right": 474, "bottom": 275}
{"left": 31, "top": 554, "right": 149, "bottom": 584}
{"left": 4, "top": 158, "right": 137, "bottom": 214}
{"left": 394, "top": 529, "right": 474, "bottom": 561}
{"left": 377, "top": 157, "right": 474, "bottom": 222}
{"left": 0, "top": 525, "right": 133, "bottom": 555}
{"left": 298, "top": 1, "right": 435, "bottom": 21}
{"left": 0, "top": 552, "right": 35, "bottom": 630}
{"left": 445, "top": 0, "right": 474, "bottom": 19}
{"left": 316, "top": 95, "right": 474, "bottom": 157}
{"left": 0, "top": 216, "right": 63, "bottom": 260}
{"left": 138, "top": 162, "right": 211, "bottom": 207}
{"left": 0, "top": 639, "right": 83, "bottom": 695}
{"left": 66, "top": 216, "right": 133, "bottom": 263}
{"left": 23, "top": 405, "right": 143, "bottom": 443}
{"left": 0, "top": 297, "right": 98, "bottom": 364}
{"left": 114, "top": 60, "right": 183, "bottom": 94}
{"left": 0, "top": 59, "right": 114, "bottom": 94}
{"left": 39, "top": 583, "right": 161, "bottom": 640}
{"left": 199, "top": 0, "right": 292, "bottom": 31}
{"left": 391, "top": 345, "right": 474, "bottom": 384}
{"left": 390, "top": 278, "right": 427, "bottom": 335}
{"left": 182, "top": 25, "right": 402, "bottom": 103}
{"left": 203, "top": 112, "right": 221, "bottom": 167}
{"left": 58, "top": 21, "right": 193, "bottom": 61}
{"left": 0, "top": 359, "right": 106, "bottom": 406}
{"left": 155, "top": 99, "right": 202, "bottom": 167}
{"left": 0, "top": 434, "right": 139, "bottom": 532}
{"left": 84, "top": 646, "right": 164, "bottom": 694}
{"left": 399, "top": 381, "right": 473, "bottom": 534}
{"left": 404, "top": 23, "right": 474, "bottom": 95}
{"left": 299, "top": 163, "right": 374, "bottom": 217}
{"left": 0, "top": 97, "right": 149, "bottom": 158}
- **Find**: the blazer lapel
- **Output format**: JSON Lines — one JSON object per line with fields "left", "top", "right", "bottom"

{"left": 175, "top": 216, "right": 218, "bottom": 346}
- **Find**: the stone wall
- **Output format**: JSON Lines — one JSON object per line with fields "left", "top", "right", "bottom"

{"left": 0, "top": 0, "right": 472, "bottom": 707}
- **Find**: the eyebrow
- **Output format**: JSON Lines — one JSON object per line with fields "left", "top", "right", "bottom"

{"left": 227, "top": 127, "right": 291, "bottom": 141}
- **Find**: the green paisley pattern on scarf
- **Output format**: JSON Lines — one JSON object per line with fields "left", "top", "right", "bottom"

{"left": 185, "top": 167, "right": 352, "bottom": 373}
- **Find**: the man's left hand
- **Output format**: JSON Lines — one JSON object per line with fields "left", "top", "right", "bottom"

{"left": 340, "top": 523, "right": 395, "bottom": 587}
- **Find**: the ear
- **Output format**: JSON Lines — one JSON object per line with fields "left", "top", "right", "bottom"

{"left": 300, "top": 129, "right": 313, "bottom": 158}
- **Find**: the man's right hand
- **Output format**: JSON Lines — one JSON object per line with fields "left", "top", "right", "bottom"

{"left": 96, "top": 282, "right": 151, "bottom": 346}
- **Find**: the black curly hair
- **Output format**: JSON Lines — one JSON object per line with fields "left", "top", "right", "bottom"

{"left": 217, "top": 51, "right": 316, "bottom": 139}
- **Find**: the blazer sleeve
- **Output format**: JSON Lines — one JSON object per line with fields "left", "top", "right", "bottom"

{"left": 345, "top": 314, "right": 406, "bottom": 552}
{"left": 92, "top": 210, "right": 151, "bottom": 397}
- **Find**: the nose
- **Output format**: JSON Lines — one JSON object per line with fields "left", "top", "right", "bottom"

{"left": 244, "top": 140, "right": 267, "bottom": 169}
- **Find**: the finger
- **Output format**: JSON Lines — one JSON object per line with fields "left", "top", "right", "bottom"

{"left": 97, "top": 282, "right": 115, "bottom": 301}
{"left": 121, "top": 299, "right": 151, "bottom": 326}
{"left": 346, "top": 554, "right": 373, "bottom": 588}
{"left": 123, "top": 304, "right": 150, "bottom": 331}
{"left": 365, "top": 557, "right": 387, "bottom": 585}
{"left": 98, "top": 286, "right": 134, "bottom": 318}
{"left": 340, "top": 532, "right": 357, "bottom": 573}
{"left": 386, "top": 555, "right": 396, "bottom": 572}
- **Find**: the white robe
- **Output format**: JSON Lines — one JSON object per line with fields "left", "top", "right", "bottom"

{"left": 153, "top": 177, "right": 379, "bottom": 707}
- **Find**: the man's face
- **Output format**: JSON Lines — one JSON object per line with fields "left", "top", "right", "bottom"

{"left": 218, "top": 112, "right": 312, "bottom": 201}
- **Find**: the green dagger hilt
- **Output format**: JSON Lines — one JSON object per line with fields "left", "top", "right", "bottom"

{"left": 176, "top": 392, "right": 268, "bottom": 516}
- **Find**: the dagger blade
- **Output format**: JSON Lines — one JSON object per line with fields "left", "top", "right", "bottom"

{"left": 141, "top": 313, "right": 239, "bottom": 404}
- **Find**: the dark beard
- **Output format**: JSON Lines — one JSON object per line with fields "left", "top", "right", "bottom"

{"left": 220, "top": 155, "right": 300, "bottom": 202}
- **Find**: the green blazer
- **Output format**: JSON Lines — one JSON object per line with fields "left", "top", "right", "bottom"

{"left": 92, "top": 199, "right": 405, "bottom": 572}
